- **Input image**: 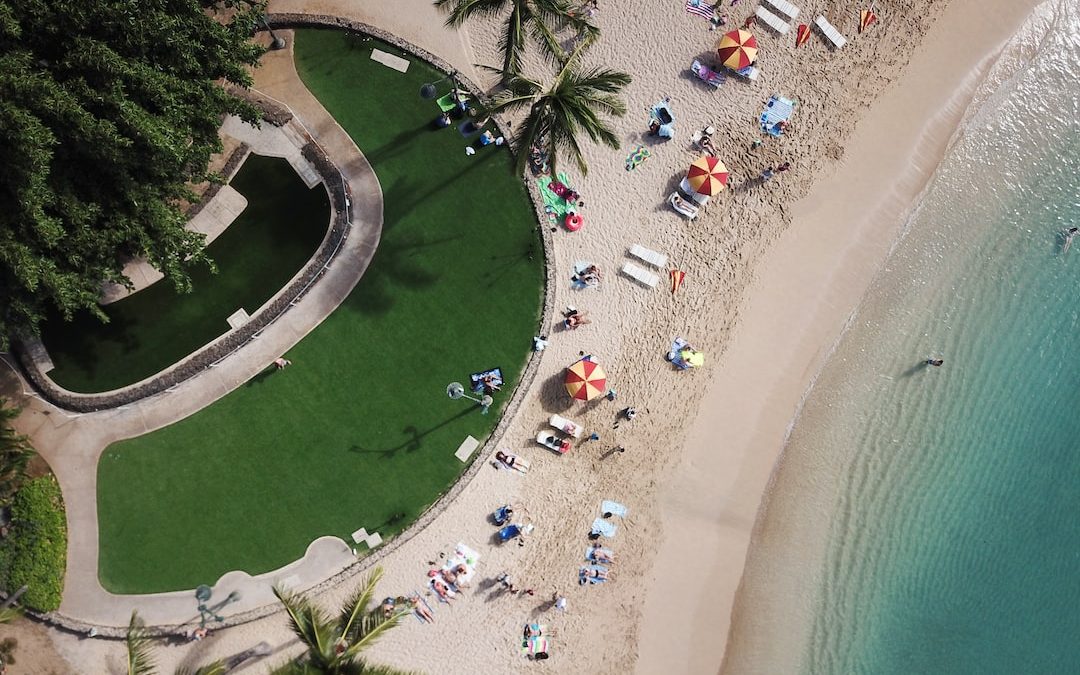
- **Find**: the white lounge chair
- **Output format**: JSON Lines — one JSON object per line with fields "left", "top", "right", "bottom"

{"left": 763, "top": 0, "right": 799, "bottom": 20}
{"left": 629, "top": 244, "right": 668, "bottom": 269}
{"left": 732, "top": 64, "right": 760, "bottom": 81}
{"left": 621, "top": 262, "right": 659, "bottom": 288}
{"left": 678, "top": 177, "right": 712, "bottom": 206}
{"left": 755, "top": 6, "right": 790, "bottom": 34}
{"left": 549, "top": 414, "right": 583, "bottom": 439}
{"left": 814, "top": 16, "right": 847, "bottom": 48}
{"left": 668, "top": 192, "right": 699, "bottom": 220}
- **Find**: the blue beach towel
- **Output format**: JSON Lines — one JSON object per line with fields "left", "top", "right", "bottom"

{"left": 579, "top": 564, "right": 609, "bottom": 585}
{"left": 760, "top": 95, "right": 795, "bottom": 136}
{"left": 601, "top": 500, "right": 628, "bottom": 518}
{"left": 590, "top": 518, "right": 617, "bottom": 538}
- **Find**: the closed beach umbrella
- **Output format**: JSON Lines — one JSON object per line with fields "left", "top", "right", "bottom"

{"left": 717, "top": 29, "right": 759, "bottom": 70}
{"left": 565, "top": 357, "right": 607, "bottom": 401}
{"left": 795, "top": 23, "right": 811, "bottom": 47}
{"left": 860, "top": 8, "right": 878, "bottom": 32}
{"left": 686, "top": 155, "right": 728, "bottom": 195}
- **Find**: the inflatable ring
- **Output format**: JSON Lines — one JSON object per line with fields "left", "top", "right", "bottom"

{"left": 564, "top": 213, "right": 584, "bottom": 231}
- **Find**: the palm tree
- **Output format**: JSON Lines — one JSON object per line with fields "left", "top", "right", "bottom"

{"left": 125, "top": 612, "right": 226, "bottom": 675}
{"left": 270, "top": 567, "right": 414, "bottom": 675}
{"left": 488, "top": 45, "right": 630, "bottom": 176}
{"left": 0, "top": 399, "right": 34, "bottom": 504}
{"left": 434, "top": 0, "right": 599, "bottom": 77}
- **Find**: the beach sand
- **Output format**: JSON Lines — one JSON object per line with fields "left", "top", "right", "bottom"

{"left": 6, "top": 0, "right": 1042, "bottom": 672}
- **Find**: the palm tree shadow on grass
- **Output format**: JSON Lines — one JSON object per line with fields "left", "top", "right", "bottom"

{"left": 347, "top": 405, "right": 475, "bottom": 456}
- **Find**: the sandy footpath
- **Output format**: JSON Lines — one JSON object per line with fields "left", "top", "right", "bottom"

{"left": 2, "top": 0, "right": 1041, "bottom": 673}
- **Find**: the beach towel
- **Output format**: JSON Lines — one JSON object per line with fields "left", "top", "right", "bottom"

{"left": 522, "top": 635, "right": 549, "bottom": 656}
{"left": 455, "top": 542, "right": 481, "bottom": 567}
{"left": 685, "top": 0, "right": 714, "bottom": 20}
{"left": 579, "top": 564, "right": 609, "bottom": 585}
{"left": 590, "top": 518, "right": 617, "bottom": 538}
{"left": 624, "top": 145, "right": 651, "bottom": 171}
{"left": 470, "top": 367, "right": 504, "bottom": 393}
{"left": 760, "top": 95, "right": 796, "bottom": 136}
{"left": 601, "top": 500, "right": 628, "bottom": 518}
{"left": 538, "top": 173, "right": 576, "bottom": 219}
{"left": 436, "top": 91, "right": 468, "bottom": 113}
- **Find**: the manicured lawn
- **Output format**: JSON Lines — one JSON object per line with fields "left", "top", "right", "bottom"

{"left": 96, "top": 30, "right": 544, "bottom": 593}
{"left": 42, "top": 154, "right": 330, "bottom": 393}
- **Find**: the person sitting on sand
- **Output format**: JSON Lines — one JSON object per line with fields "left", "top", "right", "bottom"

{"left": 380, "top": 597, "right": 396, "bottom": 618}
{"left": 697, "top": 133, "right": 719, "bottom": 156}
{"left": 564, "top": 309, "right": 591, "bottom": 330}
{"left": 410, "top": 594, "right": 435, "bottom": 623}
{"left": 441, "top": 568, "right": 460, "bottom": 587}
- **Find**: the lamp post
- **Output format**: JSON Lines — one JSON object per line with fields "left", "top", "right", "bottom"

{"left": 447, "top": 382, "right": 493, "bottom": 414}
{"left": 260, "top": 16, "right": 287, "bottom": 50}
{"left": 420, "top": 70, "right": 459, "bottom": 100}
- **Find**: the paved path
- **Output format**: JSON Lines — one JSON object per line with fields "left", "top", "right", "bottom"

{"left": 10, "top": 38, "right": 385, "bottom": 629}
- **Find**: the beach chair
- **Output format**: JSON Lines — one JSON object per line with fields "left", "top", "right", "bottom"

{"left": 755, "top": 6, "right": 790, "bottom": 35}
{"left": 549, "top": 414, "right": 583, "bottom": 438}
{"left": 629, "top": 244, "right": 668, "bottom": 269}
{"left": 668, "top": 192, "right": 699, "bottom": 220}
{"left": 678, "top": 177, "right": 712, "bottom": 206}
{"left": 536, "top": 431, "right": 571, "bottom": 454}
{"left": 691, "top": 60, "right": 724, "bottom": 88}
{"left": 733, "top": 64, "right": 760, "bottom": 81}
{"left": 763, "top": 0, "right": 800, "bottom": 20}
{"left": 814, "top": 16, "right": 847, "bottom": 48}
{"left": 621, "top": 262, "right": 660, "bottom": 288}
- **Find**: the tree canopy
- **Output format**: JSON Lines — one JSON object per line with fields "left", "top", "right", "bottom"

{"left": 0, "top": 0, "right": 266, "bottom": 347}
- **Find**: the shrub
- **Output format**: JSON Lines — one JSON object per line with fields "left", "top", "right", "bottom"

{"left": 0, "top": 476, "right": 67, "bottom": 612}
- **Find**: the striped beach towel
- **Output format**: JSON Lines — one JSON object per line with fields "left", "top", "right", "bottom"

{"left": 685, "top": 0, "right": 714, "bottom": 20}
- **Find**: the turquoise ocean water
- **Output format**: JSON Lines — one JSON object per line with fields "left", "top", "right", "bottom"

{"left": 791, "top": 3, "right": 1080, "bottom": 672}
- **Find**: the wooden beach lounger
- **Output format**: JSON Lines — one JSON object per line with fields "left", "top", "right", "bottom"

{"left": 755, "top": 6, "right": 790, "bottom": 35}
{"left": 763, "top": 0, "right": 800, "bottom": 20}
{"left": 621, "top": 262, "right": 660, "bottom": 288}
{"left": 814, "top": 16, "right": 847, "bottom": 48}
{"left": 629, "top": 244, "right": 668, "bottom": 269}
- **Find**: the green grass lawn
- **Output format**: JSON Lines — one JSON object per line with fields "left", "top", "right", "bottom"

{"left": 42, "top": 154, "right": 330, "bottom": 393}
{"left": 95, "top": 30, "right": 544, "bottom": 593}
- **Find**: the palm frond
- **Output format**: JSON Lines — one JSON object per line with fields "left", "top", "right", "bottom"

{"left": 175, "top": 662, "right": 228, "bottom": 675}
{"left": 338, "top": 567, "right": 383, "bottom": 641}
{"left": 0, "top": 606, "right": 23, "bottom": 624}
{"left": 526, "top": 11, "right": 568, "bottom": 67}
{"left": 125, "top": 612, "right": 157, "bottom": 675}
{"left": 498, "top": 4, "right": 530, "bottom": 76}
{"left": 273, "top": 585, "right": 334, "bottom": 662}
{"left": 348, "top": 659, "right": 420, "bottom": 675}
{"left": 342, "top": 608, "right": 410, "bottom": 660}
{"left": 511, "top": 101, "right": 550, "bottom": 174}
{"left": 437, "top": 0, "right": 509, "bottom": 28}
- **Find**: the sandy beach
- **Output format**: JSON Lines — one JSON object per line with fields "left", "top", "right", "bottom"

{"left": 1, "top": 0, "right": 1046, "bottom": 673}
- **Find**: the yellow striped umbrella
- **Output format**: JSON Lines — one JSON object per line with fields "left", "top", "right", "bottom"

{"left": 717, "top": 29, "right": 759, "bottom": 70}
{"left": 565, "top": 357, "right": 607, "bottom": 401}
{"left": 686, "top": 155, "right": 728, "bottom": 195}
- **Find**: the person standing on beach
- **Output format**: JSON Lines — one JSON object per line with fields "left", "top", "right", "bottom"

{"left": 273, "top": 357, "right": 291, "bottom": 369}
{"left": 926, "top": 358, "right": 944, "bottom": 367}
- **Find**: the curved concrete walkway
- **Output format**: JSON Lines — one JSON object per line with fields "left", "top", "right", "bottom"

{"left": 10, "top": 40, "right": 384, "bottom": 629}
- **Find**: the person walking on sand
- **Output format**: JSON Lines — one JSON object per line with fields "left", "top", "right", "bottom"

{"left": 552, "top": 591, "right": 567, "bottom": 612}
{"left": 925, "top": 358, "right": 944, "bottom": 367}
{"left": 273, "top": 357, "right": 291, "bottom": 369}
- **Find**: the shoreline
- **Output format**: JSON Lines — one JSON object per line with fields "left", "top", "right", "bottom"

{"left": 635, "top": 0, "right": 1043, "bottom": 672}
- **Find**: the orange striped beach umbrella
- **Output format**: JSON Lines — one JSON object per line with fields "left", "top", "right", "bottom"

{"left": 565, "top": 357, "right": 607, "bottom": 401}
{"left": 717, "top": 29, "right": 759, "bottom": 70}
{"left": 686, "top": 155, "right": 728, "bottom": 195}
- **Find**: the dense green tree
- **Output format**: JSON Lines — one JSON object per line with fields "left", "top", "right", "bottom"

{"left": 434, "top": 0, "right": 598, "bottom": 78}
{"left": 487, "top": 44, "right": 629, "bottom": 176}
{"left": 0, "top": 398, "right": 33, "bottom": 504}
{"left": 0, "top": 0, "right": 267, "bottom": 347}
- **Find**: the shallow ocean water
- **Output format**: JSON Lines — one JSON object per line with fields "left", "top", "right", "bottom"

{"left": 792, "top": 2, "right": 1080, "bottom": 672}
